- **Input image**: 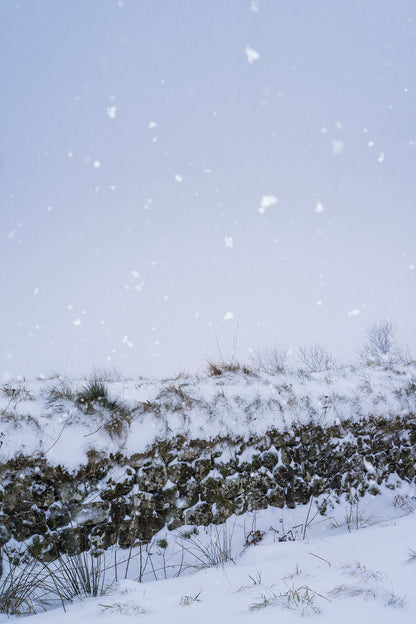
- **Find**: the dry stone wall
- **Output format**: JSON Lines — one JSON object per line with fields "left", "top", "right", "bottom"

{"left": 0, "top": 414, "right": 415, "bottom": 559}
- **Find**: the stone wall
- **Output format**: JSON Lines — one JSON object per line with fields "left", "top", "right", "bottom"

{"left": 0, "top": 414, "right": 415, "bottom": 559}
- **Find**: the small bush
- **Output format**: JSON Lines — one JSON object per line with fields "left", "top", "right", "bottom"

{"left": 298, "top": 344, "right": 336, "bottom": 372}
{"left": 250, "top": 346, "right": 288, "bottom": 374}
{"left": 360, "top": 321, "right": 403, "bottom": 366}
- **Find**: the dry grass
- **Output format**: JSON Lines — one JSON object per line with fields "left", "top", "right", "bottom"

{"left": 206, "top": 360, "right": 253, "bottom": 377}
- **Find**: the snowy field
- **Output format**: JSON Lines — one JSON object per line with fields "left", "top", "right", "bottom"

{"left": 1, "top": 487, "right": 415, "bottom": 623}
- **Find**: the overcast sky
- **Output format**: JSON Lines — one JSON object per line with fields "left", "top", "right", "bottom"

{"left": 1, "top": 0, "right": 415, "bottom": 379}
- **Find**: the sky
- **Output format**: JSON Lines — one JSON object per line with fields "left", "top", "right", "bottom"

{"left": 1, "top": 0, "right": 415, "bottom": 379}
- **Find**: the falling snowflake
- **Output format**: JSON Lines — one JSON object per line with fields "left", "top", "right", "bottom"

{"left": 378, "top": 152, "right": 384, "bottom": 163}
{"left": 331, "top": 140, "right": 344, "bottom": 155}
{"left": 122, "top": 336, "right": 134, "bottom": 348}
{"left": 258, "top": 194, "right": 278, "bottom": 214}
{"left": 107, "top": 106, "right": 117, "bottom": 119}
{"left": 224, "top": 236, "right": 234, "bottom": 248}
{"left": 250, "top": 1, "right": 259, "bottom": 13}
{"left": 93, "top": 160, "right": 101, "bottom": 169}
{"left": 348, "top": 308, "right": 360, "bottom": 318}
{"left": 73, "top": 318, "right": 82, "bottom": 326}
{"left": 315, "top": 201, "right": 324, "bottom": 214}
{"left": 245, "top": 46, "right": 260, "bottom": 64}
{"left": 224, "top": 311, "right": 234, "bottom": 321}
{"left": 174, "top": 174, "right": 183, "bottom": 183}
{"left": 148, "top": 121, "right": 157, "bottom": 129}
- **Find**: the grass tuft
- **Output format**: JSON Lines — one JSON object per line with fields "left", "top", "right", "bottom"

{"left": 177, "top": 523, "right": 236, "bottom": 570}
{"left": 206, "top": 360, "right": 253, "bottom": 377}
{"left": 76, "top": 377, "right": 131, "bottom": 439}
{"left": 179, "top": 591, "right": 202, "bottom": 606}
{"left": 45, "top": 380, "right": 76, "bottom": 409}
{"left": 250, "top": 583, "right": 323, "bottom": 616}
{"left": 1, "top": 384, "right": 33, "bottom": 403}
{"left": 0, "top": 552, "right": 40, "bottom": 616}
{"left": 100, "top": 602, "right": 148, "bottom": 615}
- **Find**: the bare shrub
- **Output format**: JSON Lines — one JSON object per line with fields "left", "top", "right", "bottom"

{"left": 250, "top": 347, "right": 288, "bottom": 374}
{"left": 298, "top": 344, "right": 336, "bottom": 372}
{"left": 360, "top": 321, "right": 403, "bottom": 366}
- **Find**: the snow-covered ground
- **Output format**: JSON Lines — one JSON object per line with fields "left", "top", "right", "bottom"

{"left": 1, "top": 487, "right": 415, "bottom": 623}
{"left": 1, "top": 364, "right": 415, "bottom": 621}
{"left": 1, "top": 363, "right": 415, "bottom": 469}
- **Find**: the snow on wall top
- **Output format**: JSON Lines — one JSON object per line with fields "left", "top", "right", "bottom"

{"left": 0, "top": 364, "right": 415, "bottom": 471}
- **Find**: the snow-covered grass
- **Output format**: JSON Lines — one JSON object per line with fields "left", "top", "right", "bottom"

{"left": 1, "top": 487, "right": 415, "bottom": 622}
{"left": 1, "top": 363, "right": 415, "bottom": 469}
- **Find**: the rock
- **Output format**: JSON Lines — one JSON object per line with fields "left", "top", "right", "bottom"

{"left": 74, "top": 502, "right": 110, "bottom": 526}
{"left": 58, "top": 526, "right": 89, "bottom": 555}
{"left": 30, "top": 482, "right": 55, "bottom": 509}
{"left": 193, "top": 458, "right": 212, "bottom": 480}
{"left": 260, "top": 450, "right": 279, "bottom": 470}
{"left": 266, "top": 487, "right": 285, "bottom": 508}
{"left": 185, "top": 502, "right": 213, "bottom": 526}
{"left": 167, "top": 461, "right": 192, "bottom": 484}
{"left": 47, "top": 502, "right": 71, "bottom": 529}
{"left": 5, "top": 507, "right": 47, "bottom": 541}
{"left": 0, "top": 521, "right": 11, "bottom": 546}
